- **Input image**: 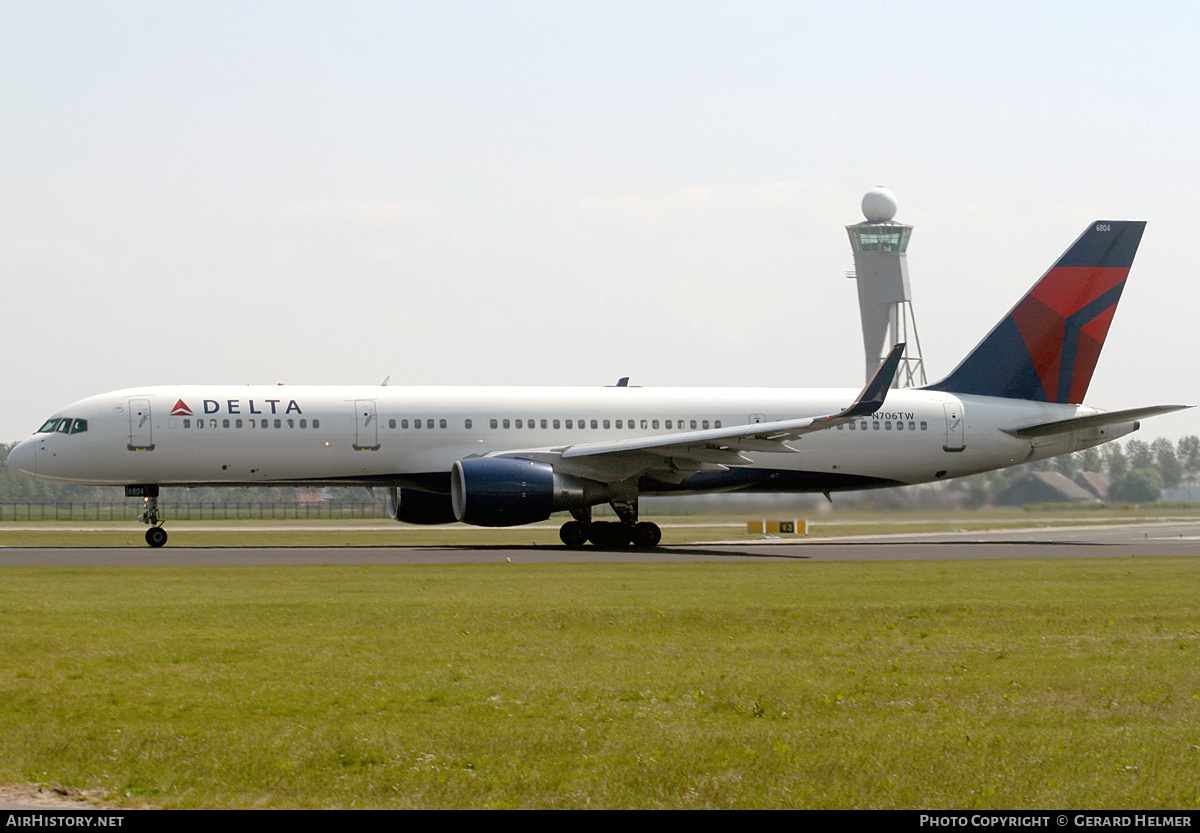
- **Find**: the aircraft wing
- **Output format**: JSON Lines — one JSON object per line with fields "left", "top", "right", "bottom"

{"left": 1003, "top": 404, "right": 1193, "bottom": 438}
{"left": 562, "top": 342, "right": 905, "bottom": 461}
{"left": 492, "top": 345, "right": 906, "bottom": 483}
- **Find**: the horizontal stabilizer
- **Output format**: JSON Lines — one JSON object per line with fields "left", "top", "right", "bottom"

{"left": 1003, "top": 405, "right": 1192, "bottom": 439}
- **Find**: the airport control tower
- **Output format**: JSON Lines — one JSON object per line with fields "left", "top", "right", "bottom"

{"left": 845, "top": 187, "right": 926, "bottom": 387}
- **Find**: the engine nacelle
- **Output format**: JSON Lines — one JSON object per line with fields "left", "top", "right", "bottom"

{"left": 450, "top": 457, "right": 603, "bottom": 527}
{"left": 386, "top": 486, "right": 458, "bottom": 525}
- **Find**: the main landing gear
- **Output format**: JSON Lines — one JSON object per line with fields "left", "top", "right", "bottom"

{"left": 127, "top": 485, "right": 167, "bottom": 548}
{"left": 558, "top": 498, "right": 662, "bottom": 550}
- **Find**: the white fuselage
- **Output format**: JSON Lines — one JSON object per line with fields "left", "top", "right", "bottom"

{"left": 8, "top": 384, "right": 1135, "bottom": 494}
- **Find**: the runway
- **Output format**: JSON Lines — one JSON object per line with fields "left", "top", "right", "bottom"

{"left": 2, "top": 521, "right": 1198, "bottom": 565}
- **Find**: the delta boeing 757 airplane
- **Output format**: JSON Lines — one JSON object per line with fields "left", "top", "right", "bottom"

{"left": 8, "top": 221, "right": 1188, "bottom": 548}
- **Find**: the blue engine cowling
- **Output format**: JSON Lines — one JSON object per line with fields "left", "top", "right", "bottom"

{"left": 386, "top": 486, "right": 458, "bottom": 525}
{"left": 450, "top": 457, "right": 603, "bottom": 527}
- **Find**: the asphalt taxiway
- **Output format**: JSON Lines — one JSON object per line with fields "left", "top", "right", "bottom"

{"left": 1, "top": 521, "right": 1198, "bottom": 565}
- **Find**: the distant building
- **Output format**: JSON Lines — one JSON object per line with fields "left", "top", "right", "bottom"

{"left": 1073, "top": 471, "right": 1110, "bottom": 502}
{"left": 993, "top": 471, "right": 1100, "bottom": 506}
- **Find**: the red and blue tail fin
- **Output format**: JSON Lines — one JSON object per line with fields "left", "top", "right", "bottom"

{"left": 925, "top": 220, "right": 1145, "bottom": 404}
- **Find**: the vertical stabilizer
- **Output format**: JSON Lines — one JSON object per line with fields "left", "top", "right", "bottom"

{"left": 925, "top": 221, "right": 1145, "bottom": 404}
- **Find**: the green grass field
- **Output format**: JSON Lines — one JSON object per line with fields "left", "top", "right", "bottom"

{"left": 2, "top": 557, "right": 1200, "bottom": 808}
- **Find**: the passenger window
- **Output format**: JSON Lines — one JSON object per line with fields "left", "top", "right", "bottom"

{"left": 690, "top": 420, "right": 697, "bottom": 429}
{"left": 603, "top": 419, "right": 610, "bottom": 429}
{"left": 515, "top": 419, "right": 523, "bottom": 429}
{"left": 565, "top": 420, "right": 573, "bottom": 429}
{"left": 714, "top": 420, "right": 721, "bottom": 428}
{"left": 440, "top": 419, "right": 447, "bottom": 429}
{"left": 590, "top": 419, "right": 598, "bottom": 429}
{"left": 702, "top": 420, "right": 709, "bottom": 429}
{"left": 553, "top": 419, "right": 560, "bottom": 429}
{"left": 223, "top": 419, "right": 231, "bottom": 429}
{"left": 300, "top": 419, "right": 306, "bottom": 428}
{"left": 312, "top": 419, "right": 320, "bottom": 429}
{"left": 615, "top": 420, "right": 623, "bottom": 429}
{"left": 641, "top": 419, "right": 648, "bottom": 429}
{"left": 465, "top": 419, "right": 472, "bottom": 429}
{"left": 211, "top": 420, "right": 218, "bottom": 429}
{"left": 273, "top": 419, "right": 281, "bottom": 428}
{"left": 502, "top": 419, "right": 510, "bottom": 429}
{"left": 389, "top": 419, "right": 396, "bottom": 429}
{"left": 183, "top": 419, "right": 191, "bottom": 429}
{"left": 287, "top": 419, "right": 294, "bottom": 428}
{"left": 414, "top": 420, "right": 422, "bottom": 429}
{"left": 490, "top": 419, "right": 498, "bottom": 429}
{"left": 920, "top": 421, "right": 927, "bottom": 430}
{"left": 665, "top": 420, "right": 672, "bottom": 429}
{"left": 401, "top": 419, "right": 409, "bottom": 429}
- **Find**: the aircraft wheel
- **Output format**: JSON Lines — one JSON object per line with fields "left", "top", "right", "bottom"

{"left": 631, "top": 522, "right": 662, "bottom": 549}
{"left": 588, "top": 521, "right": 632, "bottom": 549}
{"left": 145, "top": 527, "right": 168, "bottom": 548}
{"left": 559, "top": 521, "right": 589, "bottom": 548}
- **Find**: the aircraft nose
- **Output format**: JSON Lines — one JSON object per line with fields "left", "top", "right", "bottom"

{"left": 7, "top": 439, "right": 35, "bottom": 476}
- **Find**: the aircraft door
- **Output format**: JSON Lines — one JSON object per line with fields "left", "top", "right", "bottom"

{"left": 354, "top": 400, "right": 380, "bottom": 451}
{"left": 943, "top": 402, "right": 965, "bottom": 452}
{"left": 128, "top": 398, "right": 155, "bottom": 451}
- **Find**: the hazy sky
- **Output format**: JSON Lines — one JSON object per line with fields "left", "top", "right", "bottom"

{"left": 3, "top": 1, "right": 1197, "bottom": 442}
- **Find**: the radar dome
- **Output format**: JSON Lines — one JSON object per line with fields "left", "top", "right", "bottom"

{"left": 861, "top": 187, "right": 898, "bottom": 222}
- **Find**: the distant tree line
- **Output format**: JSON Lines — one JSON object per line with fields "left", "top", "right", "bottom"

{"left": 961, "top": 435, "right": 1200, "bottom": 506}
{"left": 0, "top": 442, "right": 376, "bottom": 505}
{"left": 4, "top": 436, "right": 1198, "bottom": 509}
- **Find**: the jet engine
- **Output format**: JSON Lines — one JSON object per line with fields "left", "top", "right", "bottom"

{"left": 450, "top": 457, "right": 603, "bottom": 527}
{"left": 386, "top": 486, "right": 458, "bottom": 525}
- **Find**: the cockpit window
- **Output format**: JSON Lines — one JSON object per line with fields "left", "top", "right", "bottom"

{"left": 36, "top": 417, "right": 87, "bottom": 434}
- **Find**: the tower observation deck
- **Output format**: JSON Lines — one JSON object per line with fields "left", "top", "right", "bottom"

{"left": 845, "top": 187, "right": 926, "bottom": 388}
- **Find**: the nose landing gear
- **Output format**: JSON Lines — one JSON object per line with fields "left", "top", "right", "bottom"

{"left": 127, "top": 485, "right": 167, "bottom": 547}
